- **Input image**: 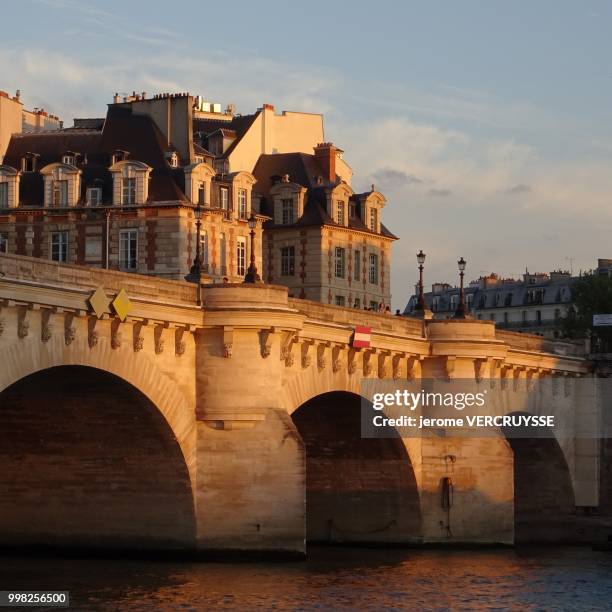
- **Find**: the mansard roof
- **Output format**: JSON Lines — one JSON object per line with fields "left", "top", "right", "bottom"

{"left": 3, "top": 105, "right": 189, "bottom": 204}
{"left": 193, "top": 112, "right": 260, "bottom": 159}
{"left": 252, "top": 152, "right": 397, "bottom": 239}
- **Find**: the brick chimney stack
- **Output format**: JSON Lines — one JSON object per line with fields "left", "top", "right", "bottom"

{"left": 314, "top": 142, "right": 337, "bottom": 183}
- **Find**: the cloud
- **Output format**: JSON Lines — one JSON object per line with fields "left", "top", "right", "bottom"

{"left": 372, "top": 168, "right": 423, "bottom": 189}
{"left": 504, "top": 184, "right": 532, "bottom": 194}
{"left": 428, "top": 188, "right": 452, "bottom": 197}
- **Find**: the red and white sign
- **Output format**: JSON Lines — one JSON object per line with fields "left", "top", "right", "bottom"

{"left": 352, "top": 326, "right": 372, "bottom": 348}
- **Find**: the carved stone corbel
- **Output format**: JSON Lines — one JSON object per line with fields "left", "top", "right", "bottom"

{"left": 154, "top": 325, "right": 165, "bottom": 355}
{"left": 301, "top": 341, "right": 313, "bottom": 369}
{"left": 64, "top": 313, "right": 76, "bottom": 346}
{"left": 17, "top": 307, "right": 29, "bottom": 339}
{"left": 87, "top": 316, "right": 99, "bottom": 348}
{"left": 513, "top": 365, "right": 526, "bottom": 391}
{"left": 259, "top": 329, "right": 272, "bottom": 359}
{"left": 222, "top": 327, "right": 233, "bottom": 358}
{"left": 392, "top": 354, "right": 403, "bottom": 379}
{"left": 175, "top": 327, "right": 186, "bottom": 356}
{"left": 332, "top": 346, "right": 342, "bottom": 374}
{"left": 111, "top": 318, "right": 122, "bottom": 349}
{"left": 317, "top": 343, "right": 328, "bottom": 371}
{"left": 41, "top": 309, "right": 52, "bottom": 343}
{"left": 474, "top": 357, "right": 492, "bottom": 383}
{"left": 346, "top": 347, "right": 356, "bottom": 374}
{"left": 363, "top": 351, "right": 375, "bottom": 377}
{"left": 500, "top": 364, "right": 513, "bottom": 389}
{"left": 378, "top": 352, "right": 390, "bottom": 379}
{"left": 133, "top": 321, "right": 144, "bottom": 352}
{"left": 0, "top": 317, "right": 5, "bottom": 337}
{"left": 406, "top": 355, "right": 422, "bottom": 380}
{"left": 280, "top": 331, "right": 298, "bottom": 367}
{"left": 443, "top": 356, "right": 456, "bottom": 381}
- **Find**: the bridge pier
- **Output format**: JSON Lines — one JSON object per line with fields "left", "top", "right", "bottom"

{"left": 194, "top": 285, "right": 307, "bottom": 555}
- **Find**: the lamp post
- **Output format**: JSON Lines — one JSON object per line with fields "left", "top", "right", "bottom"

{"left": 414, "top": 249, "right": 427, "bottom": 311}
{"left": 244, "top": 213, "right": 261, "bottom": 283}
{"left": 184, "top": 203, "right": 203, "bottom": 306}
{"left": 454, "top": 256, "right": 468, "bottom": 319}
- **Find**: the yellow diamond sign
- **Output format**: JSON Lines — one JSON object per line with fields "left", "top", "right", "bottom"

{"left": 88, "top": 286, "right": 110, "bottom": 319}
{"left": 112, "top": 288, "right": 132, "bottom": 322}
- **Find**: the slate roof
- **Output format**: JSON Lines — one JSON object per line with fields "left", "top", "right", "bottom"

{"left": 252, "top": 152, "right": 397, "bottom": 239}
{"left": 3, "top": 104, "right": 189, "bottom": 205}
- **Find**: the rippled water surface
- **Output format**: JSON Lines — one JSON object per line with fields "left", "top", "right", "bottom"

{"left": 2, "top": 547, "right": 612, "bottom": 610}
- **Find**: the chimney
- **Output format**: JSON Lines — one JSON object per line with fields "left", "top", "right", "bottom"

{"left": 113, "top": 92, "right": 120, "bottom": 104}
{"left": 314, "top": 142, "right": 336, "bottom": 183}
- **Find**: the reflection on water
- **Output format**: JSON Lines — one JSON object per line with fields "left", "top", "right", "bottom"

{"left": 2, "top": 547, "right": 612, "bottom": 610}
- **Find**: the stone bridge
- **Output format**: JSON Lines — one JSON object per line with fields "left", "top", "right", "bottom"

{"left": 0, "top": 253, "right": 606, "bottom": 556}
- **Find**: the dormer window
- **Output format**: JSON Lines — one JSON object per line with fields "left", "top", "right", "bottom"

{"left": 122, "top": 177, "right": 136, "bottom": 204}
{"left": 237, "top": 188, "right": 247, "bottom": 219}
{"left": 336, "top": 200, "right": 345, "bottom": 225}
{"left": 197, "top": 181, "right": 206, "bottom": 205}
{"left": 86, "top": 186, "right": 102, "bottom": 206}
{"left": 349, "top": 201, "right": 356, "bottom": 219}
{"left": 282, "top": 199, "right": 294, "bottom": 224}
{"left": 22, "top": 153, "right": 37, "bottom": 173}
{"left": 369, "top": 207, "right": 378, "bottom": 232}
{"left": 167, "top": 152, "right": 178, "bottom": 168}
{"left": 112, "top": 150, "right": 129, "bottom": 165}
{"left": 109, "top": 159, "right": 151, "bottom": 206}
{"left": 52, "top": 180, "right": 68, "bottom": 207}
{"left": 62, "top": 153, "right": 77, "bottom": 166}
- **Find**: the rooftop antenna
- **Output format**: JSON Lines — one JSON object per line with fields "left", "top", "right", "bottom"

{"left": 565, "top": 257, "right": 575, "bottom": 275}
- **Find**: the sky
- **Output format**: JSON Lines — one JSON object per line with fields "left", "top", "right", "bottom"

{"left": 3, "top": 0, "right": 612, "bottom": 309}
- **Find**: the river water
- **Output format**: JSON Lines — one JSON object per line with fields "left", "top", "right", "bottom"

{"left": 2, "top": 546, "right": 612, "bottom": 610}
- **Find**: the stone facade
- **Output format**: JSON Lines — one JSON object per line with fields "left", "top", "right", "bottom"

{"left": 0, "top": 253, "right": 604, "bottom": 556}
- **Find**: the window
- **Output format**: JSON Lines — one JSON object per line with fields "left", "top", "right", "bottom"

{"left": 503, "top": 312, "right": 509, "bottom": 325}
{"left": 522, "top": 310, "right": 527, "bottom": 323}
{"left": 536, "top": 310, "right": 542, "bottom": 326}
{"left": 219, "top": 233, "right": 227, "bottom": 274}
{"left": 168, "top": 152, "right": 178, "bottom": 168}
{"left": 349, "top": 201, "right": 357, "bottom": 219}
{"left": 200, "top": 231, "right": 209, "bottom": 272}
{"left": 353, "top": 297, "right": 360, "bottom": 308}
{"left": 119, "top": 229, "right": 138, "bottom": 271}
{"left": 122, "top": 177, "right": 136, "bottom": 205}
{"left": 554, "top": 308, "right": 561, "bottom": 321}
{"left": 51, "top": 231, "right": 68, "bottom": 262}
{"left": 368, "top": 253, "right": 378, "bottom": 284}
{"left": 52, "top": 180, "right": 68, "bottom": 207}
{"left": 369, "top": 207, "right": 378, "bottom": 231}
{"left": 197, "top": 182, "right": 206, "bottom": 205}
{"left": 22, "top": 155, "right": 36, "bottom": 172}
{"left": 336, "top": 200, "right": 345, "bottom": 225}
{"left": 0, "top": 183, "right": 7, "bottom": 208}
{"left": 62, "top": 155, "right": 76, "bottom": 166}
{"left": 237, "top": 188, "right": 247, "bottom": 219}
{"left": 220, "top": 187, "right": 229, "bottom": 209}
{"left": 282, "top": 199, "right": 294, "bottom": 224}
{"left": 354, "top": 250, "right": 361, "bottom": 281}
{"left": 335, "top": 247, "right": 345, "bottom": 278}
{"left": 0, "top": 232, "right": 8, "bottom": 253}
{"left": 86, "top": 187, "right": 102, "bottom": 206}
{"left": 281, "top": 246, "right": 295, "bottom": 276}
{"left": 335, "top": 295, "right": 346, "bottom": 307}
{"left": 370, "top": 300, "right": 378, "bottom": 310}
{"left": 236, "top": 236, "right": 246, "bottom": 276}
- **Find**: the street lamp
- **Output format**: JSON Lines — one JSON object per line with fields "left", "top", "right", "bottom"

{"left": 244, "top": 213, "right": 261, "bottom": 283}
{"left": 453, "top": 256, "right": 468, "bottom": 319}
{"left": 414, "top": 249, "right": 427, "bottom": 312}
{"left": 184, "top": 203, "right": 203, "bottom": 306}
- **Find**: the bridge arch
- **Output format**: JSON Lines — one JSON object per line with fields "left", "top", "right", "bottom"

{"left": 0, "top": 331, "right": 196, "bottom": 483}
{"left": 0, "top": 364, "right": 196, "bottom": 551}
{"left": 291, "top": 390, "right": 422, "bottom": 544}
{"left": 501, "top": 411, "right": 575, "bottom": 542}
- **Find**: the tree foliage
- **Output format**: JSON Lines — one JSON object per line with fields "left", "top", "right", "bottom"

{"left": 562, "top": 275, "right": 612, "bottom": 347}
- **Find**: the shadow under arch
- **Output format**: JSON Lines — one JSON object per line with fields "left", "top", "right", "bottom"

{"left": 501, "top": 410, "right": 575, "bottom": 543}
{"left": 0, "top": 366, "right": 196, "bottom": 552}
{"left": 292, "top": 391, "right": 422, "bottom": 544}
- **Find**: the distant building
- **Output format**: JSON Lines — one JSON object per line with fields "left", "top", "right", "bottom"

{"left": 404, "top": 270, "right": 577, "bottom": 338}
{"left": 0, "top": 90, "right": 62, "bottom": 159}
